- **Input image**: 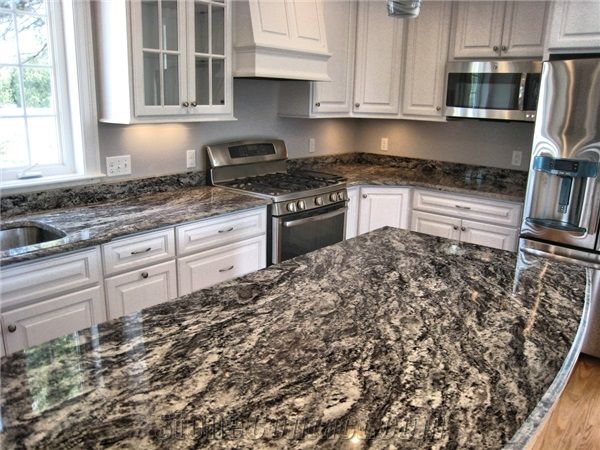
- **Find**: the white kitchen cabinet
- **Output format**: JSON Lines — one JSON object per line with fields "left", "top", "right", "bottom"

{"left": 546, "top": 1, "right": 600, "bottom": 53}
{"left": 460, "top": 220, "right": 518, "bottom": 251}
{"left": 0, "top": 332, "right": 5, "bottom": 358}
{"left": 353, "top": 0, "right": 405, "bottom": 115}
{"left": 94, "top": 0, "right": 233, "bottom": 123}
{"left": 411, "top": 210, "right": 461, "bottom": 240}
{"left": 105, "top": 260, "right": 178, "bottom": 320}
{"left": 278, "top": 0, "right": 357, "bottom": 118}
{"left": 402, "top": 1, "right": 451, "bottom": 120}
{"left": 178, "top": 235, "right": 266, "bottom": 295}
{"left": 451, "top": 1, "right": 548, "bottom": 59}
{"left": 345, "top": 186, "right": 360, "bottom": 239}
{"left": 1, "top": 286, "right": 106, "bottom": 355}
{"left": 358, "top": 187, "right": 411, "bottom": 235}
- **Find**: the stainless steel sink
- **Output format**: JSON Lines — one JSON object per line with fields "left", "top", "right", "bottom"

{"left": 0, "top": 223, "right": 67, "bottom": 251}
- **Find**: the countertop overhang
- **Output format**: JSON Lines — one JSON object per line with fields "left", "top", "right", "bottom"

{"left": 0, "top": 228, "right": 589, "bottom": 449}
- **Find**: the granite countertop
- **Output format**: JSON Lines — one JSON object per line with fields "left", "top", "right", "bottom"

{"left": 0, "top": 228, "right": 589, "bottom": 449}
{"left": 0, "top": 186, "right": 269, "bottom": 267}
{"left": 295, "top": 155, "right": 528, "bottom": 203}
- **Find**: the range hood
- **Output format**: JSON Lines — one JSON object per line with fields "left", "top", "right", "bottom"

{"left": 232, "top": 0, "right": 331, "bottom": 81}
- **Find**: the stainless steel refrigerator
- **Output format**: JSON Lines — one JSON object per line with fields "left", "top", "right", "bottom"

{"left": 520, "top": 56, "right": 600, "bottom": 357}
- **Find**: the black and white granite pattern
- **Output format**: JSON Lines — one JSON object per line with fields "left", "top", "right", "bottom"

{"left": 0, "top": 186, "right": 268, "bottom": 267}
{"left": 289, "top": 153, "right": 528, "bottom": 202}
{"left": 0, "top": 228, "right": 589, "bottom": 449}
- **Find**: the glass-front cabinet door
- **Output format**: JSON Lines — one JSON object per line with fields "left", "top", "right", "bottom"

{"left": 186, "top": 0, "right": 231, "bottom": 116}
{"left": 130, "top": 0, "right": 231, "bottom": 118}
{"left": 131, "top": 0, "right": 188, "bottom": 116}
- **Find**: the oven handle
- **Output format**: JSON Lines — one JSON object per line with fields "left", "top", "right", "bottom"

{"left": 282, "top": 207, "right": 347, "bottom": 228}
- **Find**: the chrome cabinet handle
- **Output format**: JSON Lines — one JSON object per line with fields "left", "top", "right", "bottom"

{"left": 455, "top": 205, "right": 471, "bottom": 210}
{"left": 191, "top": 101, "right": 197, "bottom": 107}
{"left": 218, "top": 226, "right": 234, "bottom": 234}
{"left": 315, "top": 102, "right": 321, "bottom": 107}
{"left": 362, "top": 194, "right": 367, "bottom": 198}
{"left": 501, "top": 45, "right": 508, "bottom": 52}
{"left": 453, "top": 225, "right": 458, "bottom": 230}
{"left": 182, "top": 101, "right": 190, "bottom": 107}
{"left": 219, "top": 265, "right": 234, "bottom": 272}
{"left": 131, "top": 247, "right": 152, "bottom": 255}
{"left": 355, "top": 103, "right": 360, "bottom": 108}
{"left": 7, "top": 324, "right": 16, "bottom": 333}
{"left": 461, "top": 227, "right": 466, "bottom": 232}
{"left": 436, "top": 106, "right": 441, "bottom": 111}
{"left": 493, "top": 45, "right": 499, "bottom": 52}
{"left": 141, "top": 272, "right": 149, "bottom": 279}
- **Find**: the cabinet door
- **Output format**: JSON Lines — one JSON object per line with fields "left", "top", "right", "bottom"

{"left": 411, "top": 211, "right": 461, "bottom": 241}
{"left": 451, "top": 1, "right": 505, "bottom": 59}
{"left": 546, "top": 1, "right": 600, "bottom": 51}
{"left": 353, "top": 1, "right": 404, "bottom": 115}
{"left": 178, "top": 235, "right": 266, "bottom": 295}
{"left": 311, "top": 0, "right": 356, "bottom": 115}
{"left": 186, "top": 0, "right": 232, "bottom": 115}
{"left": 105, "top": 260, "right": 178, "bottom": 320}
{"left": 131, "top": 0, "right": 188, "bottom": 116}
{"left": 345, "top": 187, "right": 360, "bottom": 239}
{"left": 460, "top": 220, "right": 518, "bottom": 252}
{"left": 501, "top": 1, "right": 549, "bottom": 58}
{"left": 358, "top": 187, "right": 411, "bottom": 234}
{"left": 1, "top": 286, "right": 106, "bottom": 355}
{"left": 402, "top": 1, "right": 451, "bottom": 119}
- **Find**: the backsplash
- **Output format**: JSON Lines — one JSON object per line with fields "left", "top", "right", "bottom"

{"left": 1, "top": 171, "right": 207, "bottom": 218}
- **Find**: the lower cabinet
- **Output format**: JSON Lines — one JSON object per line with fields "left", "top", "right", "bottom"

{"left": 178, "top": 235, "right": 266, "bottom": 295}
{"left": 105, "top": 260, "right": 178, "bottom": 319}
{"left": 1, "top": 286, "right": 106, "bottom": 354}
{"left": 358, "top": 187, "right": 411, "bottom": 234}
{"left": 345, "top": 186, "right": 360, "bottom": 239}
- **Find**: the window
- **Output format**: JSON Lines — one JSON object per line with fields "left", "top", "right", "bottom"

{"left": 0, "top": 0, "right": 99, "bottom": 186}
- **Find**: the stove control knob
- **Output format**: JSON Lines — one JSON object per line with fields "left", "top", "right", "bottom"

{"left": 297, "top": 200, "right": 306, "bottom": 210}
{"left": 329, "top": 192, "right": 338, "bottom": 202}
{"left": 287, "top": 202, "right": 297, "bottom": 212}
{"left": 314, "top": 196, "right": 324, "bottom": 206}
{"left": 336, "top": 192, "right": 344, "bottom": 201}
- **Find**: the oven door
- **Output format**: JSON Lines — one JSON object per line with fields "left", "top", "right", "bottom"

{"left": 272, "top": 203, "right": 347, "bottom": 264}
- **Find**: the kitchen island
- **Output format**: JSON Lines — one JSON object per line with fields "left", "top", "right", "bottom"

{"left": 0, "top": 228, "right": 589, "bottom": 449}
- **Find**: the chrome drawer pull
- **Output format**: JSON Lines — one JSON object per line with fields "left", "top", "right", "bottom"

{"left": 7, "top": 324, "right": 16, "bottom": 333}
{"left": 218, "top": 227, "right": 234, "bottom": 234}
{"left": 455, "top": 205, "right": 471, "bottom": 210}
{"left": 219, "top": 265, "right": 234, "bottom": 272}
{"left": 141, "top": 272, "right": 149, "bottom": 279}
{"left": 131, "top": 247, "right": 152, "bottom": 255}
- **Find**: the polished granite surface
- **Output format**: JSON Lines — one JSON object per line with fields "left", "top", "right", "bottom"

{"left": 0, "top": 228, "right": 589, "bottom": 449}
{"left": 289, "top": 153, "right": 528, "bottom": 202}
{"left": 0, "top": 186, "right": 268, "bottom": 267}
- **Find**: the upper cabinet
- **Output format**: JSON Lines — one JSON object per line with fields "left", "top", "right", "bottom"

{"left": 546, "top": 1, "right": 600, "bottom": 54}
{"left": 451, "top": 1, "right": 549, "bottom": 59}
{"left": 94, "top": 0, "right": 233, "bottom": 124}
{"left": 401, "top": 1, "right": 451, "bottom": 120}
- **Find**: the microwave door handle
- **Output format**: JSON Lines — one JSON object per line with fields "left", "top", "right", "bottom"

{"left": 518, "top": 72, "right": 527, "bottom": 110}
{"left": 282, "top": 207, "right": 347, "bottom": 228}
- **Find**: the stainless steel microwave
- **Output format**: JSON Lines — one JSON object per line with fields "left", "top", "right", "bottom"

{"left": 445, "top": 60, "right": 542, "bottom": 122}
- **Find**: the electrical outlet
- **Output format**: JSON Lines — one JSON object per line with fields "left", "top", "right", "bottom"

{"left": 380, "top": 137, "right": 389, "bottom": 151}
{"left": 186, "top": 149, "right": 197, "bottom": 169}
{"left": 106, "top": 155, "right": 132, "bottom": 176}
{"left": 309, "top": 138, "right": 316, "bottom": 153}
{"left": 511, "top": 150, "right": 523, "bottom": 167}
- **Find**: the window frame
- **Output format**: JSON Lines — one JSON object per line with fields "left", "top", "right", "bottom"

{"left": 1, "top": 0, "right": 101, "bottom": 189}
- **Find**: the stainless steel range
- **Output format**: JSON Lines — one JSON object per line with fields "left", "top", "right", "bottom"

{"left": 206, "top": 139, "right": 347, "bottom": 265}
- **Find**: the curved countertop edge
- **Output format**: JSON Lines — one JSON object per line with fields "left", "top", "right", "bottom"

{"left": 506, "top": 267, "right": 593, "bottom": 449}
{"left": 344, "top": 180, "right": 524, "bottom": 203}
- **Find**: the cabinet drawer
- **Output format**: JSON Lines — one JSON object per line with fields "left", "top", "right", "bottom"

{"left": 413, "top": 189, "right": 522, "bottom": 227}
{"left": 1, "top": 286, "right": 106, "bottom": 355}
{"left": 178, "top": 235, "right": 266, "bottom": 295}
{"left": 105, "top": 260, "right": 178, "bottom": 320}
{"left": 102, "top": 228, "right": 175, "bottom": 276}
{"left": 176, "top": 208, "right": 266, "bottom": 256}
{"left": 411, "top": 210, "right": 461, "bottom": 240}
{"left": 0, "top": 248, "right": 102, "bottom": 310}
{"left": 461, "top": 220, "right": 518, "bottom": 252}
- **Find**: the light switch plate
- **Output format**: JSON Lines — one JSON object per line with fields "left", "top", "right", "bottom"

{"left": 511, "top": 150, "right": 522, "bottom": 167}
{"left": 106, "top": 155, "right": 131, "bottom": 176}
{"left": 186, "top": 149, "right": 197, "bottom": 168}
{"left": 380, "top": 137, "right": 389, "bottom": 151}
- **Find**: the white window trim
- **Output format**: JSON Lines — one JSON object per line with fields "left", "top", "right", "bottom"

{"left": 1, "top": 0, "right": 103, "bottom": 191}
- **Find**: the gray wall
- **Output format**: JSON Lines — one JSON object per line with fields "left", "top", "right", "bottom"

{"left": 98, "top": 79, "right": 535, "bottom": 179}
{"left": 98, "top": 79, "right": 357, "bottom": 177}
{"left": 354, "top": 119, "right": 535, "bottom": 171}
